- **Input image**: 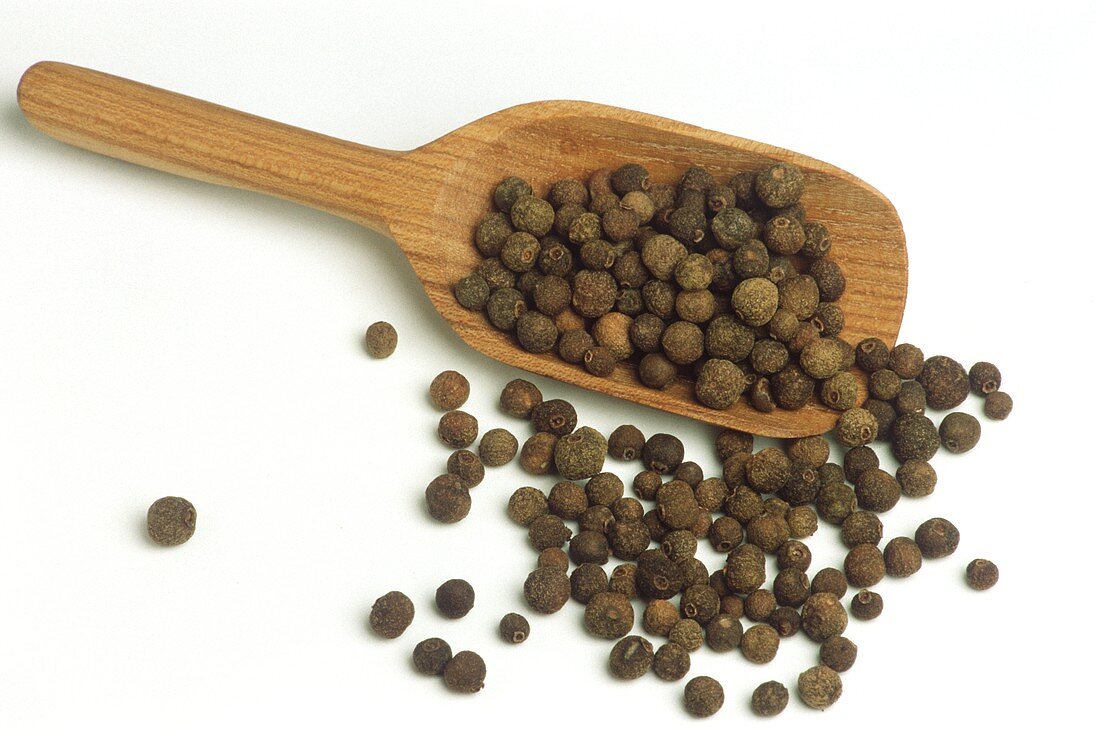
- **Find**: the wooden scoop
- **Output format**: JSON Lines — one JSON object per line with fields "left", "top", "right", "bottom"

{"left": 17, "top": 61, "right": 906, "bottom": 438}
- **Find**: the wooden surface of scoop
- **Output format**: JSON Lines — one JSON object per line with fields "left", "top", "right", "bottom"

{"left": 17, "top": 61, "right": 907, "bottom": 438}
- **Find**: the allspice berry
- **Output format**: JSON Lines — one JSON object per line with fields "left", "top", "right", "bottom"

{"left": 844, "top": 544, "right": 886, "bottom": 588}
{"left": 915, "top": 517, "right": 960, "bottom": 558}
{"left": 608, "top": 635, "right": 654, "bottom": 680}
{"left": 447, "top": 449, "right": 484, "bottom": 488}
{"left": 705, "top": 614, "right": 743, "bottom": 652}
{"left": 755, "top": 163, "right": 805, "bottom": 208}
{"left": 368, "top": 590, "right": 414, "bottom": 639}
{"left": 507, "top": 487, "right": 547, "bottom": 526}
{"left": 519, "top": 432, "right": 558, "bottom": 475}
{"left": 669, "top": 618, "right": 705, "bottom": 652}
{"left": 841, "top": 511, "right": 883, "bottom": 548}
{"left": 732, "top": 277, "right": 780, "bottom": 326}
{"left": 499, "top": 612, "right": 531, "bottom": 644}
{"left": 741, "top": 624, "right": 780, "bottom": 664}
{"left": 965, "top": 558, "right": 999, "bottom": 590}
{"left": 643, "top": 599, "right": 681, "bottom": 637}
{"left": 443, "top": 650, "right": 486, "bottom": 694}
{"left": 528, "top": 513, "right": 572, "bottom": 551}
{"left": 500, "top": 379, "right": 542, "bottom": 418}
{"left": 801, "top": 592, "right": 848, "bottom": 642}
{"left": 608, "top": 424, "right": 646, "bottom": 461}
{"left": 939, "top": 411, "right": 981, "bottom": 453}
{"left": 984, "top": 390, "right": 1013, "bottom": 420}
{"left": 917, "top": 355, "right": 970, "bottom": 410}
{"left": 653, "top": 642, "right": 691, "bottom": 681}
{"left": 820, "top": 636, "right": 858, "bottom": 673}
{"left": 584, "top": 592, "right": 635, "bottom": 639}
{"left": 850, "top": 589, "right": 883, "bottom": 620}
{"left": 531, "top": 399, "right": 578, "bottom": 436}
{"left": 570, "top": 530, "right": 611, "bottom": 565}
{"left": 896, "top": 459, "right": 937, "bottom": 497}
{"left": 412, "top": 638, "right": 452, "bottom": 675}
{"left": 479, "top": 428, "right": 518, "bottom": 466}
{"left": 695, "top": 359, "right": 747, "bottom": 409}
{"left": 883, "top": 536, "right": 923, "bottom": 578}
{"left": 746, "top": 447, "right": 792, "bottom": 494}
{"left": 889, "top": 343, "right": 925, "bottom": 379}
{"left": 364, "top": 321, "right": 398, "bottom": 358}
{"left": 891, "top": 413, "right": 940, "bottom": 462}
{"left": 751, "top": 681, "right": 790, "bottom": 717}
{"left": 684, "top": 676, "right": 725, "bottom": 718}
{"left": 425, "top": 474, "right": 472, "bottom": 523}
{"left": 571, "top": 563, "right": 610, "bottom": 604}
{"left": 642, "top": 433, "right": 685, "bottom": 473}
{"left": 811, "top": 568, "right": 848, "bottom": 600}
{"left": 429, "top": 370, "right": 470, "bottom": 410}
{"left": 856, "top": 337, "right": 891, "bottom": 373}
{"left": 523, "top": 567, "right": 571, "bottom": 614}
{"left": 798, "top": 665, "right": 843, "bottom": 710}
{"left": 855, "top": 469, "right": 901, "bottom": 513}
{"left": 968, "top": 361, "right": 1002, "bottom": 395}
{"left": 147, "top": 496, "right": 197, "bottom": 546}
{"left": 835, "top": 408, "right": 878, "bottom": 447}
{"left": 438, "top": 410, "right": 478, "bottom": 448}
{"left": 537, "top": 547, "right": 569, "bottom": 573}
{"left": 555, "top": 426, "right": 607, "bottom": 480}
{"left": 435, "top": 578, "right": 475, "bottom": 619}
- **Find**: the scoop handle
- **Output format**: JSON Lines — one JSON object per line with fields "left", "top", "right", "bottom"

{"left": 17, "top": 61, "right": 402, "bottom": 234}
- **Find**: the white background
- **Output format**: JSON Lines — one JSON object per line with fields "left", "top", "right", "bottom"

{"left": 1, "top": 1, "right": 1096, "bottom": 738}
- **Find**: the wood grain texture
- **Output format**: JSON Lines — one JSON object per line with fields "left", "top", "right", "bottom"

{"left": 18, "top": 61, "right": 907, "bottom": 438}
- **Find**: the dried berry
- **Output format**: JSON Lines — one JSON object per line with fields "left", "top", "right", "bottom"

{"left": 642, "top": 433, "right": 685, "bottom": 474}
{"left": 528, "top": 514, "right": 572, "bottom": 551}
{"left": 425, "top": 474, "right": 472, "bottom": 523}
{"left": 917, "top": 355, "right": 970, "bottom": 409}
{"left": 801, "top": 592, "right": 848, "bottom": 642}
{"left": 364, "top": 321, "right": 398, "bottom": 358}
{"left": 608, "top": 424, "right": 645, "bottom": 461}
{"left": 446, "top": 449, "right": 484, "bottom": 488}
{"left": 643, "top": 599, "right": 680, "bottom": 637}
{"left": 732, "top": 277, "right": 779, "bottom": 326}
{"left": 891, "top": 413, "right": 940, "bottom": 462}
{"left": 454, "top": 274, "right": 491, "bottom": 310}
{"left": 507, "top": 487, "right": 547, "bottom": 526}
{"left": 611, "top": 497, "right": 644, "bottom": 523}
{"left": 519, "top": 440, "right": 555, "bottom": 479}
{"left": 499, "top": 613, "right": 530, "bottom": 644}
{"left": 745, "top": 589, "right": 778, "bottom": 622}
{"left": 810, "top": 568, "right": 848, "bottom": 600}
{"left": 844, "top": 544, "right": 886, "bottom": 588}
{"left": 695, "top": 359, "right": 747, "bottom": 409}
{"left": 669, "top": 618, "right": 705, "bottom": 652}
{"left": 653, "top": 642, "right": 691, "bottom": 681}
{"left": 768, "top": 606, "right": 803, "bottom": 637}
{"left": 915, "top": 517, "right": 960, "bottom": 558}
{"left": 940, "top": 411, "right": 981, "bottom": 453}
{"left": 705, "top": 614, "right": 743, "bottom": 652}
{"left": 570, "top": 530, "right": 611, "bottom": 565}
{"left": 890, "top": 343, "right": 925, "bottom": 380}
{"left": 494, "top": 176, "right": 532, "bottom": 211}
{"left": 746, "top": 513, "right": 790, "bottom": 553}
{"left": 787, "top": 506, "right": 819, "bottom": 539}
{"left": 895, "top": 379, "right": 927, "bottom": 415}
{"left": 478, "top": 428, "right": 518, "bottom": 466}
{"left": 500, "top": 379, "right": 542, "bottom": 418}
{"left": 840, "top": 511, "right": 883, "bottom": 548}
{"left": 412, "top": 638, "right": 452, "bottom": 675}
{"left": 662, "top": 321, "right": 705, "bottom": 365}
{"left": 684, "top": 676, "right": 725, "bottom": 718}
{"left": 584, "top": 592, "right": 635, "bottom": 639}
{"left": 537, "top": 547, "right": 569, "bottom": 572}
{"left": 774, "top": 568, "right": 811, "bottom": 607}
{"left": 816, "top": 482, "right": 857, "bottom": 525}
{"left": 855, "top": 469, "right": 901, "bottom": 513}
{"left": 850, "top": 589, "right": 883, "bottom": 620}
{"left": 523, "top": 567, "right": 571, "bottom": 614}
{"left": 486, "top": 287, "right": 525, "bottom": 330}
{"left": 984, "top": 390, "right": 1013, "bottom": 420}
{"left": 712, "top": 207, "right": 755, "bottom": 249}
{"left": 608, "top": 564, "right": 638, "bottom": 599}
{"left": 611, "top": 163, "right": 650, "bottom": 194}
{"left": 896, "top": 459, "right": 937, "bottom": 497}
{"left": 755, "top": 163, "right": 804, "bottom": 208}
{"left": 438, "top": 410, "right": 478, "bottom": 448}
{"left": 965, "top": 558, "right": 999, "bottom": 590}
{"left": 856, "top": 337, "right": 890, "bottom": 372}
{"left": 638, "top": 352, "right": 677, "bottom": 389}
{"left": 368, "top": 591, "right": 414, "bottom": 639}
{"left": 147, "top": 496, "right": 196, "bottom": 546}
{"left": 570, "top": 563, "right": 610, "bottom": 604}
{"left": 555, "top": 426, "right": 607, "bottom": 480}
{"left": 834, "top": 408, "right": 878, "bottom": 447}
{"left": 637, "top": 549, "right": 684, "bottom": 600}
{"left": 608, "top": 635, "right": 654, "bottom": 680}
{"left": 443, "top": 650, "right": 486, "bottom": 694}
{"left": 843, "top": 446, "right": 879, "bottom": 483}
{"left": 751, "top": 681, "right": 789, "bottom": 717}
{"left": 530, "top": 401, "right": 576, "bottom": 437}
{"left": 741, "top": 624, "right": 780, "bottom": 664}
{"left": 797, "top": 665, "right": 842, "bottom": 710}
{"left": 883, "top": 536, "right": 923, "bottom": 578}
